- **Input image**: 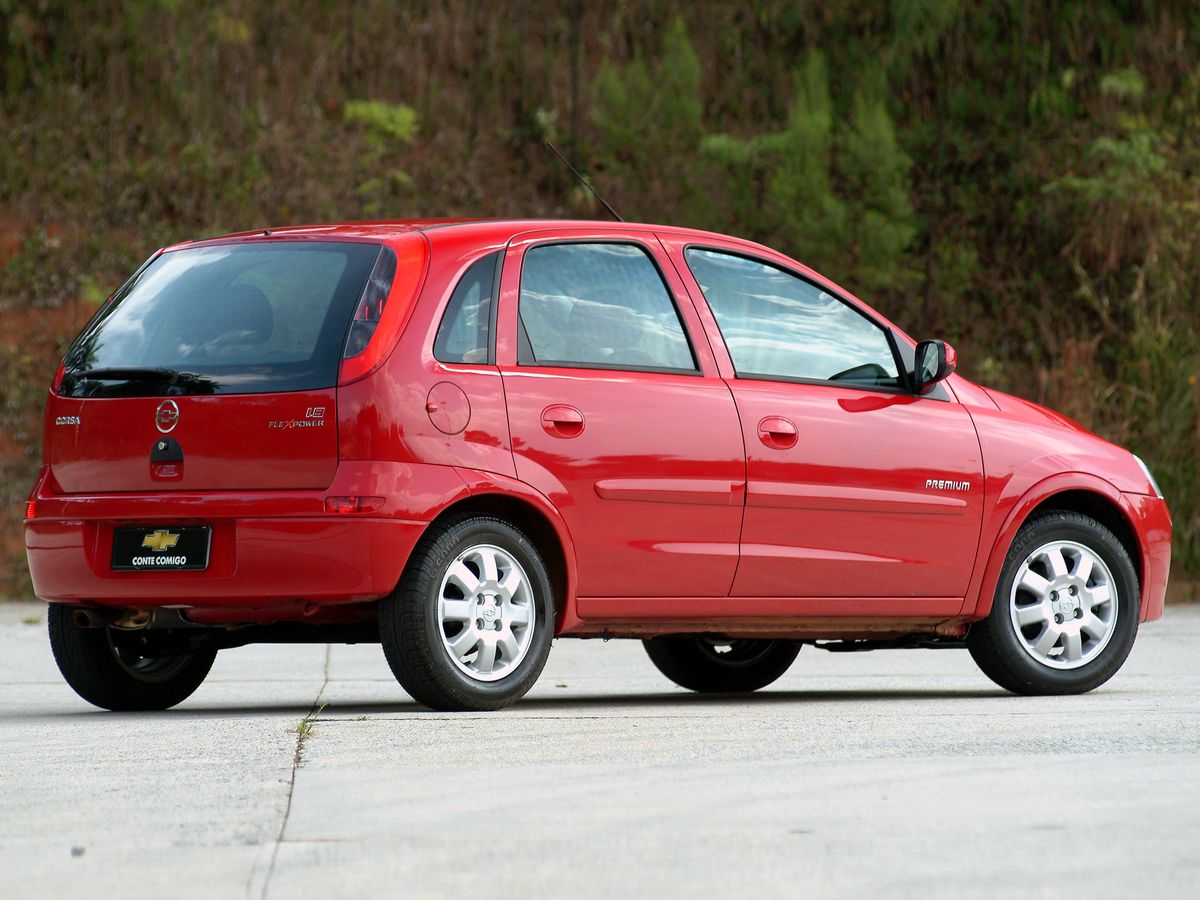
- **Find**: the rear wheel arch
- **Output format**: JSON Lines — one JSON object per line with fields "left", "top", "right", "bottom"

{"left": 975, "top": 480, "right": 1142, "bottom": 619}
{"left": 420, "top": 493, "right": 572, "bottom": 631}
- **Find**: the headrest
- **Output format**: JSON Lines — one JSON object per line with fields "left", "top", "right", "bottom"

{"left": 202, "top": 284, "right": 274, "bottom": 345}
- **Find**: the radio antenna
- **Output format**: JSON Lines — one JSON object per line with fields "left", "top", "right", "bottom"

{"left": 544, "top": 141, "right": 623, "bottom": 222}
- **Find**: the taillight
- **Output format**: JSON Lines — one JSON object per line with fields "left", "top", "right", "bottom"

{"left": 324, "top": 496, "right": 384, "bottom": 515}
{"left": 342, "top": 248, "right": 398, "bottom": 359}
{"left": 338, "top": 238, "right": 428, "bottom": 384}
{"left": 24, "top": 500, "right": 36, "bottom": 520}
{"left": 50, "top": 363, "right": 66, "bottom": 394}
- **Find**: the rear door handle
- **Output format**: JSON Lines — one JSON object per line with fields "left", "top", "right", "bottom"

{"left": 541, "top": 405, "right": 585, "bottom": 438}
{"left": 757, "top": 416, "right": 798, "bottom": 450}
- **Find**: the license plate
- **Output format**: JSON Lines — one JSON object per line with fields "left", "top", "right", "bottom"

{"left": 112, "top": 526, "right": 211, "bottom": 571}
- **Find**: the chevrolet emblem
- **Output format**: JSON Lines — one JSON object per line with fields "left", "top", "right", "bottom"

{"left": 141, "top": 530, "right": 181, "bottom": 552}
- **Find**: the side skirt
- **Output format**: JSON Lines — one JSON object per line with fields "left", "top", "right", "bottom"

{"left": 564, "top": 595, "right": 969, "bottom": 640}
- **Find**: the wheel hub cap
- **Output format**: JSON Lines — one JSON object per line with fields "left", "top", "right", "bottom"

{"left": 437, "top": 544, "right": 535, "bottom": 683}
{"left": 1052, "top": 596, "right": 1079, "bottom": 619}
{"left": 1009, "top": 540, "right": 1118, "bottom": 670}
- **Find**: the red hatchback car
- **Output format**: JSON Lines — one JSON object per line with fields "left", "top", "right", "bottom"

{"left": 25, "top": 219, "right": 1171, "bottom": 711}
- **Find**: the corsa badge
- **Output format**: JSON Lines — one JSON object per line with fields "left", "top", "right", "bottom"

{"left": 141, "top": 530, "right": 181, "bottom": 552}
{"left": 155, "top": 399, "right": 180, "bottom": 434}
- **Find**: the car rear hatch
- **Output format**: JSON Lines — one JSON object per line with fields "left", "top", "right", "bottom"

{"left": 46, "top": 236, "right": 417, "bottom": 493}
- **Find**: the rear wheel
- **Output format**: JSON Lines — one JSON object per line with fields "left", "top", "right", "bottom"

{"left": 968, "top": 511, "right": 1139, "bottom": 695}
{"left": 643, "top": 636, "right": 800, "bottom": 693}
{"left": 379, "top": 516, "right": 554, "bottom": 711}
{"left": 47, "top": 604, "right": 216, "bottom": 711}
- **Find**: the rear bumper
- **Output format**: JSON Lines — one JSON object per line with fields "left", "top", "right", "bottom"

{"left": 1124, "top": 492, "right": 1171, "bottom": 623}
{"left": 25, "top": 516, "right": 424, "bottom": 606}
{"left": 24, "top": 461, "right": 468, "bottom": 616}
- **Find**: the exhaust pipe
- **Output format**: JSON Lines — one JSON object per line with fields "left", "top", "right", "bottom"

{"left": 71, "top": 607, "right": 153, "bottom": 630}
{"left": 112, "top": 608, "right": 153, "bottom": 630}
{"left": 71, "top": 608, "right": 121, "bottom": 629}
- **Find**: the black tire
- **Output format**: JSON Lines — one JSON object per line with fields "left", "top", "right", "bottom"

{"left": 47, "top": 604, "right": 216, "bottom": 711}
{"left": 968, "top": 511, "right": 1140, "bottom": 695}
{"left": 379, "top": 515, "right": 554, "bottom": 711}
{"left": 643, "top": 637, "right": 800, "bottom": 693}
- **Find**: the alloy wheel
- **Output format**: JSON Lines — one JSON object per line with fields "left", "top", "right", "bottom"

{"left": 1009, "top": 540, "right": 1118, "bottom": 670}
{"left": 437, "top": 543, "right": 536, "bottom": 682}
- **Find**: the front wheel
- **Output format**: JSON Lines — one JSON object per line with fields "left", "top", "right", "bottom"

{"left": 47, "top": 604, "right": 217, "bottom": 711}
{"left": 643, "top": 636, "right": 800, "bottom": 693}
{"left": 968, "top": 511, "right": 1140, "bottom": 695}
{"left": 379, "top": 516, "right": 555, "bottom": 711}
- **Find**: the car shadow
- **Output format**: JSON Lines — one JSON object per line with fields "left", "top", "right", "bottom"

{"left": 16, "top": 686, "right": 1026, "bottom": 720}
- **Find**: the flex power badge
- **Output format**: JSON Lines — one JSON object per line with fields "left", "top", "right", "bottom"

{"left": 268, "top": 406, "right": 327, "bottom": 430}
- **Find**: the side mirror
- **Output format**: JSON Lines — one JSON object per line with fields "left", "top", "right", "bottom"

{"left": 913, "top": 339, "right": 957, "bottom": 395}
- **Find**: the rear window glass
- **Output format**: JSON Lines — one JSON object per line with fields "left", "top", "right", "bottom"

{"left": 61, "top": 242, "right": 384, "bottom": 397}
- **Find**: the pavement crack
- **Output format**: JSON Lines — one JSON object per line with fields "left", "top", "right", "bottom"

{"left": 253, "top": 644, "right": 331, "bottom": 900}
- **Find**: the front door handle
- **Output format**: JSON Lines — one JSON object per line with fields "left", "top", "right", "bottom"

{"left": 541, "top": 405, "right": 585, "bottom": 439}
{"left": 757, "top": 416, "right": 798, "bottom": 450}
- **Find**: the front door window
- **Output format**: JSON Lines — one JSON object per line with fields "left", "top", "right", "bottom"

{"left": 685, "top": 248, "right": 900, "bottom": 389}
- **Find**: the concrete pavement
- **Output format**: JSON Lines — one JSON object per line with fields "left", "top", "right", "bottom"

{"left": 1, "top": 602, "right": 1197, "bottom": 898}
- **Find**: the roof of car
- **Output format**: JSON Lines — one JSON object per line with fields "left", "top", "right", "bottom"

{"left": 166, "top": 218, "right": 756, "bottom": 251}
{"left": 156, "top": 217, "right": 908, "bottom": 345}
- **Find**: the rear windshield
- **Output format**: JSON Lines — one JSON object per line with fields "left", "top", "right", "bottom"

{"left": 60, "top": 241, "right": 384, "bottom": 397}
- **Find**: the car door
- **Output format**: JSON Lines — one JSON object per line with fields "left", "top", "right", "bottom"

{"left": 496, "top": 230, "right": 745, "bottom": 598}
{"left": 669, "top": 241, "right": 984, "bottom": 602}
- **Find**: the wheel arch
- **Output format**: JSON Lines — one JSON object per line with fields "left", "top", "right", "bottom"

{"left": 425, "top": 473, "right": 578, "bottom": 634}
{"left": 1029, "top": 489, "right": 1142, "bottom": 587}
{"left": 971, "top": 474, "right": 1143, "bottom": 620}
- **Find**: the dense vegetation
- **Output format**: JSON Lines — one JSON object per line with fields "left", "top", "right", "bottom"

{"left": 1, "top": 1, "right": 1196, "bottom": 597}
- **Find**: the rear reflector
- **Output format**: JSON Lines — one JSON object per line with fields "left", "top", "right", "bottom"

{"left": 324, "top": 496, "right": 385, "bottom": 515}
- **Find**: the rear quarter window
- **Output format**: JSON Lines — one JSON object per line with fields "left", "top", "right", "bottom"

{"left": 434, "top": 251, "right": 499, "bottom": 364}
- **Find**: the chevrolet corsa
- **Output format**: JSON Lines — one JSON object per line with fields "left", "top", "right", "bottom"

{"left": 24, "top": 219, "right": 1171, "bottom": 711}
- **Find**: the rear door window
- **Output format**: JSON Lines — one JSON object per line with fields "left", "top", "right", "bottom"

{"left": 61, "top": 241, "right": 385, "bottom": 396}
{"left": 518, "top": 242, "right": 696, "bottom": 372}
